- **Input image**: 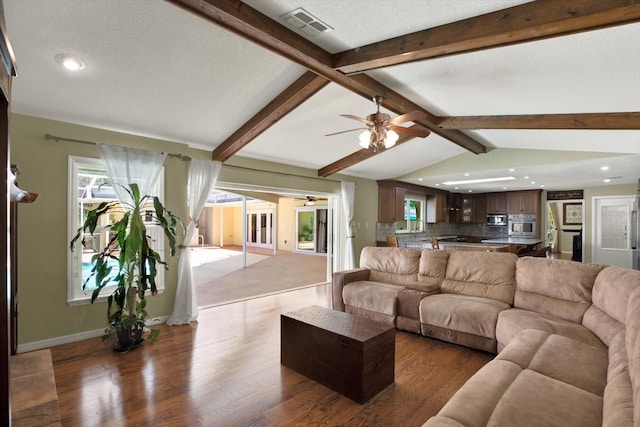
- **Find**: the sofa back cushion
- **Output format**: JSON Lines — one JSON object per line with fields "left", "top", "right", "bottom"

{"left": 584, "top": 266, "right": 640, "bottom": 345}
{"left": 360, "top": 246, "right": 421, "bottom": 286}
{"left": 440, "top": 251, "right": 517, "bottom": 305}
{"left": 514, "top": 258, "right": 605, "bottom": 323}
{"left": 417, "top": 249, "right": 449, "bottom": 290}
{"left": 626, "top": 287, "right": 640, "bottom": 426}
{"left": 593, "top": 266, "right": 640, "bottom": 324}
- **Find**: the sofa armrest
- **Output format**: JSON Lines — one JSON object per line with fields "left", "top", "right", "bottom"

{"left": 332, "top": 268, "right": 370, "bottom": 311}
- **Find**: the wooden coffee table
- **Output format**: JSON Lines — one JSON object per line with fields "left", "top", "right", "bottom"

{"left": 281, "top": 305, "right": 395, "bottom": 403}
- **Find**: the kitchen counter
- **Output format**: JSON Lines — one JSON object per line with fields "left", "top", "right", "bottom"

{"left": 439, "top": 242, "right": 509, "bottom": 252}
{"left": 481, "top": 237, "right": 544, "bottom": 245}
{"left": 401, "top": 241, "right": 509, "bottom": 252}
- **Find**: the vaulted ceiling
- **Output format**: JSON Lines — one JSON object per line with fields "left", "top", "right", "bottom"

{"left": 5, "top": 0, "right": 640, "bottom": 193}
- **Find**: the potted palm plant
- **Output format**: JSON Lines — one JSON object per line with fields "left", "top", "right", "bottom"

{"left": 70, "top": 183, "right": 182, "bottom": 351}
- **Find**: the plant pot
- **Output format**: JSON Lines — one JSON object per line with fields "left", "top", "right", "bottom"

{"left": 112, "top": 323, "right": 144, "bottom": 352}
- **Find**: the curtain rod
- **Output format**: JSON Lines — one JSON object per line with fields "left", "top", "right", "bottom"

{"left": 43, "top": 133, "right": 191, "bottom": 161}
{"left": 44, "top": 133, "right": 347, "bottom": 184}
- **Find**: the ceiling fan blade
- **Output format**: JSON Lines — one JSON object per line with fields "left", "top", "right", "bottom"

{"left": 340, "top": 114, "right": 374, "bottom": 126}
{"left": 389, "top": 125, "right": 430, "bottom": 138}
{"left": 387, "top": 111, "right": 427, "bottom": 125}
{"left": 325, "top": 127, "right": 366, "bottom": 137}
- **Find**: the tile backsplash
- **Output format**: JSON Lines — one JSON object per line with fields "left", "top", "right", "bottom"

{"left": 376, "top": 222, "right": 509, "bottom": 243}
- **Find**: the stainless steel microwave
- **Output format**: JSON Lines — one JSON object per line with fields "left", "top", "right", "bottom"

{"left": 487, "top": 214, "right": 507, "bottom": 226}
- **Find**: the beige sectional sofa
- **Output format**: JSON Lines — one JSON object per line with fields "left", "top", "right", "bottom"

{"left": 331, "top": 246, "right": 640, "bottom": 427}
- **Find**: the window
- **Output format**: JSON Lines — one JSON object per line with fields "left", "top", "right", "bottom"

{"left": 67, "top": 156, "right": 166, "bottom": 305}
{"left": 397, "top": 194, "right": 426, "bottom": 232}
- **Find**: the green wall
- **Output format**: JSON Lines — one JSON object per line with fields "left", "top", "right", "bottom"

{"left": 10, "top": 114, "right": 379, "bottom": 346}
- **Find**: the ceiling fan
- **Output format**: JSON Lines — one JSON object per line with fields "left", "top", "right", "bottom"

{"left": 326, "top": 95, "right": 430, "bottom": 152}
{"left": 294, "top": 195, "right": 320, "bottom": 205}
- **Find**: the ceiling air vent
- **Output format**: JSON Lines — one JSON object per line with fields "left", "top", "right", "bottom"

{"left": 280, "top": 8, "right": 333, "bottom": 37}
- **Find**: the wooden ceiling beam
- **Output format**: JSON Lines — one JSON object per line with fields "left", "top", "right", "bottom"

{"left": 438, "top": 112, "right": 640, "bottom": 129}
{"left": 318, "top": 125, "right": 429, "bottom": 177}
{"left": 169, "top": 0, "right": 489, "bottom": 165}
{"left": 333, "top": 0, "right": 640, "bottom": 74}
{"left": 211, "top": 71, "right": 329, "bottom": 162}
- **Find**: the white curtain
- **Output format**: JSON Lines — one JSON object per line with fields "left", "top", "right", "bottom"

{"left": 341, "top": 181, "right": 355, "bottom": 269}
{"left": 97, "top": 144, "right": 166, "bottom": 206}
{"left": 167, "top": 159, "right": 222, "bottom": 325}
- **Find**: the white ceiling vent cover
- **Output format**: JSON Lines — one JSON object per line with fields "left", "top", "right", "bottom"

{"left": 280, "top": 8, "right": 333, "bottom": 37}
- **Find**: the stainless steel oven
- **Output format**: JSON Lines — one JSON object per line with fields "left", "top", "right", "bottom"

{"left": 508, "top": 214, "right": 536, "bottom": 237}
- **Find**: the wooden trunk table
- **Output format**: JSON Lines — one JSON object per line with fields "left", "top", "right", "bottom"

{"left": 281, "top": 305, "right": 395, "bottom": 404}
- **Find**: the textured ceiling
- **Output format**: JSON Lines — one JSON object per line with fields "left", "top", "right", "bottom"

{"left": 4, "top": 0, "right": 640, "bottom": 193}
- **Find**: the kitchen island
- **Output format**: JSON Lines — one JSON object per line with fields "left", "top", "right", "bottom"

{"left": 402, "top": 241, "right": 508, "bottom": 252}
{"left": 440, "top": 242, "right": 509, "bottom": 252}
{"left": 481, "top": 237, "right": 546, "bottom": 255}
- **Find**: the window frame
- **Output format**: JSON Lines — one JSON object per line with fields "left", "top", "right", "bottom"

{"left": 396, "top": 193, "right": 426, "bottom": 233}
{"left": 67, "top": 155, "right": 166, "bottom": 306}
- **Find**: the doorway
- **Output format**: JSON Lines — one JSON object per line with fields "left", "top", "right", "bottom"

{"left": 593, "top": 196, "right": 634, "bottom": 268}
{"left": 246, "top": 209, "right": 273, "bottom": 249}
{"left": 546, "top": 200, "right": 584, "bottom": 260}
{"left": 295, "top": 207, "right": 328, "bottom": 254}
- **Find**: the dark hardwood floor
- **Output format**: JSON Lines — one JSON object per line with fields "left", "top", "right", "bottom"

{"left": 49, "top": 284, "right": 492, "bottom": 426}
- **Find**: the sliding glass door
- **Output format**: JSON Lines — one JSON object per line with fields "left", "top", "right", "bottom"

{"left": 295, "top": 207, "right": 328, "bottom": 254}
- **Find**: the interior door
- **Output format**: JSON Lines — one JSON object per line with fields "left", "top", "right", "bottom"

{"left": 594, "top": 197, "right": 634, "bottom": 268}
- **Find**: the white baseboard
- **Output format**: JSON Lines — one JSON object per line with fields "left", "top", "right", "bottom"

{"left": 17, "top": 315, "right": 169, "bottom": 354}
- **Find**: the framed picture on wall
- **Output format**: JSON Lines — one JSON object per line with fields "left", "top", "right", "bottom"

{"left": 563, "top": 202, "right": 582, "bottom": 225}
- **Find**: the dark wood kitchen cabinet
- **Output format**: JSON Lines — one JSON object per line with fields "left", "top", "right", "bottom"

{"left": 486, "top": 193, "right": 507, "bottom": 214}
{"left": 378, "top": 185, "right": 405, "bottom": 222}
{"left": 471, "top": 194, "right": 487, "bottom": 223}
{"left": 426, "top": 193, "right": 447, "bottom": 223}
{"left": 451, "top": 194, "right": 486, "bottom": 224}
{"left": 507, "top": 190, "right": 541, "bottom": 215}
{"left": 378, "top": 180, "right": 449, "bottom": 224}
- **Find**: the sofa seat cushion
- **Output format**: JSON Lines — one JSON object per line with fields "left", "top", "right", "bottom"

{"left": 488, "top": 368, "right": 603, "bottom": 427}
{"left": 424, "top": 359, "right": 602, "bottom": 427}
{"left": 342, "top": 281, "right": 403, "bottom": 316}
{"left": 496, "top": 329, "right": 608, "bottom": 396}
{"left": 496, "top": 308, "right": 604, "bottom": 350}
{"left": 420, "top": 294, "right": 509, "bottom": 339}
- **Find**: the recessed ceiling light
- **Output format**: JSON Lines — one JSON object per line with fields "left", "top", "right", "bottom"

{"left": 540, "top": 185, "right": 545, "bottom": 188}
{"left": 468, "top": 190, "right": 472, "bottom": 192}
{"left": 442, "top": 176, "right": 516, "bottom": 185}
{"left": 418, "top": 178, "right": 423, "bottom": 181}
{"left": 601, "top": 166, "right": 609, "bottom": 171}
{"left": 530, "top": 181, "right": 536, "bottom": 184}
{"left": 509, "top": 168, "right": 515, "bottom": 172}
{"left": 523, "top": 176, "right": 529, "bottom": 179}
{"left": 464, "top": 173, "right": 469, "bottom": 177}
{"left": 55, "top": 53, "right": 86, "bottom": 71}
{"left": 604, "top": 178, "right": 611, "bottom": 183}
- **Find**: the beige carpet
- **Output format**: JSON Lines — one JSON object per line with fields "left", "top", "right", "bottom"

{"left": 193, "top": 247, "right": 328, "bottom": 308}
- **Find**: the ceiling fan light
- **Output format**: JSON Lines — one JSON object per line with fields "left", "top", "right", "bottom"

{"left": 384, "top": 129, "right": 399, "bottom": 148}
{"left": 359, "top": 130, "right": 371, "bottom": 148}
